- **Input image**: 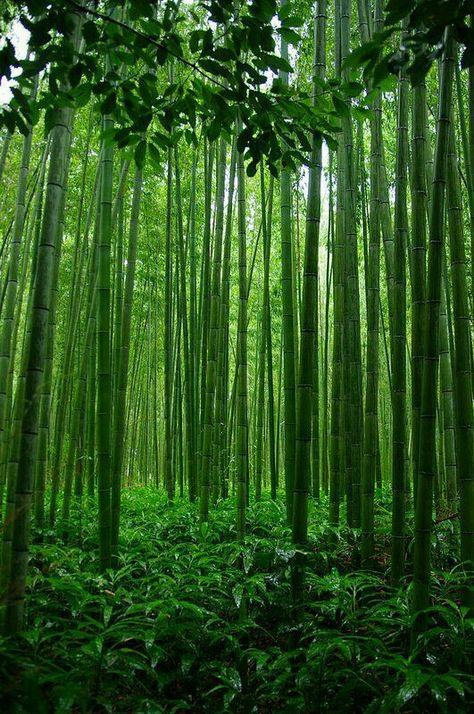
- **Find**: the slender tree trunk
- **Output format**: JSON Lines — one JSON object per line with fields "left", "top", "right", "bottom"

{"left": 292, "top": 0, "right": 326, "bottom": 549}
{"left": 3, "top": 13, "right": 82, "bottom": 633}
{"left": 200, "top": 136, "right": 226, "bottom": 521}
{"left": 391, "top": 23, "right": 408, "bottom": 581}
{"left": 280, "top": 0, "right": 296, "bottom": 523}
{"left": 164, "top": 146, "right": 174, "bottom": 499}
{"left": 236, "top": 114, "right": 248, "bottom": 540}
{"left": 410, "top": 80, "right": 428, "bottom": 502}
{"left": 446, "top": 120, "right": 474, "bottom": 609}
{"left": 0, "top": 76, "right": 38, "bottom": 514}
{"left": 412, "top": 29, "right": 454, "bottom": 630}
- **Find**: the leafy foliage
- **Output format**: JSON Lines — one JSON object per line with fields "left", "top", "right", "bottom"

{"left": 1, "top": 490, "right": 473, "bottom": 712}
{"left": 0, "top": 0, "right": 354, "bottom": 174}
{"left": 347, "top": 0, "right": 474, "bottom": 87}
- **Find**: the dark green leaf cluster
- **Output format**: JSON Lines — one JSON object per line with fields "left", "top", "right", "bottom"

{"left": 0, "top": 0, "right": 360, "bottom": 174}
{"left": 347, "top": 0, "right": 474, "bottom": 87}
{"left": 1, "top": 489, "right": 473, "bottom": 712}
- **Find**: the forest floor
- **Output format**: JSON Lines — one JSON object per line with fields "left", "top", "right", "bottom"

{"left": 1, "top": 489, "right": 473, "bottom": 713}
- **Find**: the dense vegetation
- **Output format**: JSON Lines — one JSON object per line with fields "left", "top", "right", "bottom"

{"left": 2, "top": 490, "right": 474, "bottom": 713}
{"left": 0, "top": 0, "right": 474, "bottom": 711}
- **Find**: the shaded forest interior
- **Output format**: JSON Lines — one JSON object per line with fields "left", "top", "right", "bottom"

{"left": 1, "top": 0, "right": 474, "bottom": 711}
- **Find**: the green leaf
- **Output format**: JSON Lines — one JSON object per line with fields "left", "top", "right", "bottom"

{"left": 15, "top": 113, "right": 29, "bottom": 136}
{"left": 246, "top": 158, "right": 258, "bottom": 177}
{"left": 82, "top": 21, "right": 100, "bottom": 44}
{"left": 199, "top": 59, "right": 231, "bottom": 79}
{"left": 278, "top": 27, "right": 301, "bottom": 45}
{"left": 44, "top": 106, "right": 56, "bottom": 134}
{"left": 397, "top": 668, "right": 430, "bottom": 705}
{"left": 281, "top": 14, "right": 304, "bottom": 28}
{"left": 340, "top": 81, "right": 364, "bottom": 98}
{"left": 68, "top": 62, "right": 83, "bottom": 88}
{"left": 332, "top": 95, "right": 350, "bottom": 120}
{"left": 141, "top": 18, "right": 162, "bottom": 38}
{"left": 100, "top": 92, "right": 116, "bottom": 115}
{"left": 386, "top": 0, "right": 415, "bottom": 23}
{"left": 441, "top": 674, "right": 465, "bottom": 696}
{"left": 71, "top": 83, "right": 92, "bottom": 108}
{"left": 232, "top": 583, "right": 244, "bottom": 608}
{"left": 352, "top": 106, "right": 372, "bottom": 122}
{"left": 206, "top": 119, "right": 221, "bottom": 142}
{"left": 260, "top": 53, "right": 293, "bottom": 74}
{"left": 103, "top": 604, "right": 113, "bottom": 628}
{"left": 134, "top": 139, "right": 147, "bottom": 169}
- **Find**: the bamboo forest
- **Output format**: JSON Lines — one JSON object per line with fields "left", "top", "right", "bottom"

{"left": 1, "top": 0, "right": 474, "bottom": 711}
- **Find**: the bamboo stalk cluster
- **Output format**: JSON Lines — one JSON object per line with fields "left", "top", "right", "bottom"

{"left": 0, "top": 0, "right": 473, "bottom": 639}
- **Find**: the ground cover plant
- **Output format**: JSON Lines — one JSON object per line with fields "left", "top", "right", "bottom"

{"left": 1, "top": 0, "right": 474, "bottom": 711}
{"left": 2, "top": 490, "right": 474, "bottom": 713}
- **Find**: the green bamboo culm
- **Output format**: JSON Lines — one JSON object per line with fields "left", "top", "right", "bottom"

{"left": 174, "top": 147, "right": 196, "bottom": 503}
{"left": 391, "top": 19, "right": 409, "bottom": 583}
{"left": 446, "top": 116, "right": 474, "bottom": 611}
{"left": 329, "top": 0, "right": 345, "bottom": 530}
{"left": 111, "top": 166, "right": 143, "bottom": 557}
{"left": 291, "top": 0, "right": 326, "bottom": 584}
{"left": 360, "top": 0, "right": 383, "bottom": 569}
{"left": 410, "top": 83, "right": 428, "bottom": 505}
{"left": 264, "top": 176, "right": 278, "bottom": 500}
{"left": 236, "top": 113, "right": 248, "bottom": 541}
{"left": 279, "top": 0, "right": 297, "bottom": 524}
{"left": 341, "top": 0, "right": 362, "bottom": 529}
{"left": 0, "top": 73, "right": 38, "bottom": 516}
{"left": 216, "top": 138, "right": 237, "bottom": 500}
{"left": 412, "top": 28, "right": 454, "bottom": 638}
{"left": 96, "top": 45, "right": 116, "bottom": 571}
{"left": 255, "top": 164, "right": 268, "bottom": 502}
{"left": 200, "top": 136, "right": 226, "bottom": 522}
{"left": 3, "top": 12, "right": 82, "bottom": 634}
{"left": 164, "top": 145, "right": 174, "bottom": 500}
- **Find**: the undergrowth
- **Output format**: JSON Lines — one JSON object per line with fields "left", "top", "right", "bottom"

{"left": 1, "top": 489, "right": 473, "bottom": 713}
